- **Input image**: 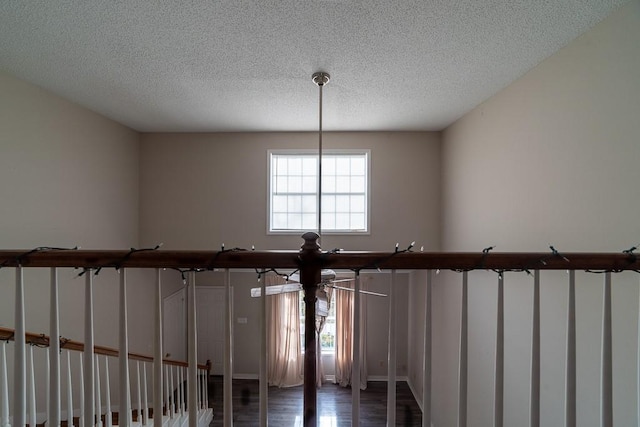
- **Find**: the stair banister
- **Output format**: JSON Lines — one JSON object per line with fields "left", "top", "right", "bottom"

{"left": 14, "top": 266, "right": 26, "bottom": 427}
{"left": 422, "top": 269, "right": 433, "bottom": 427}
{"left": 458, "top": 271, "right": 468, "bottom": 427}
{"left": 352, "top": 271, "right": 361, "bottom": 426}
{"left": 153, "top": 269, "right": 163, "bottom": 427}
{"left": 27, "top": 344, "right": 36, "bottom": 427}
{"left": 223, "top": 268, "right": 233, "bottom": 427}
{"left": 386, "top": 269, "right": 397, "bottom": 426}
{"left": 84, "top": 272, "right": 95, "bottom": 427}
{"left": 0, "top": 341, "right": 9, "bottom": 427}
{"left": 104, "top": 356, "right": 112, "bottom": 427}
{"left": 66, "top": 351, "right": 73, "bottom": 427}
{"left": 119, "top": 269, "right": 131, "bottom": 427}
{"left": 530, "top": 270, "right": 540, "bottom": 427}
{"left": 50, "top": 267, "right": 61, "bottom": 427}
{"left": 95, "top": 356, "right": 102, "bottom": 427}
{"left": 188, "top": 271, "right": 198, "bottom": 427}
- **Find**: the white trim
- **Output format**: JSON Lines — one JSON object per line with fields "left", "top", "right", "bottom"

{"left": 233, "top": 373, "right": 259, "bottom": 380}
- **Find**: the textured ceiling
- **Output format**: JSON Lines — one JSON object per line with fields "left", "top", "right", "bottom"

{"left": 0, "top": 1, "right": 629, "bottom": 132}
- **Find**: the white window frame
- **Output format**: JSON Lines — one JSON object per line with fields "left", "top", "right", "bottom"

{"left": 267, "top": 149, "right": 371, "bottom": 235}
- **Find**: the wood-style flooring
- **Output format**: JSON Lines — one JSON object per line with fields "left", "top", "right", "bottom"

{"left": 208, "top": 377, "right": 423, "bottom": 426}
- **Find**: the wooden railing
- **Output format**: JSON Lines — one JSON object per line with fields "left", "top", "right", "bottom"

{"left": 2, "top": 233, "right": 640, "bottom": 427}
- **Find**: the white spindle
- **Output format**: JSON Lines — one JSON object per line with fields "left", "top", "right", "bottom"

{"left": 601, "top": 272, "right": 612, "bottom": 427}
{"left": 154, "top": 269, "right": 163, "bottom": 427}
{"left": 204, "top": 367, "right": 209, "bottom": 410}
{"left": 495, "top": 275, "right": 504, "bottom": 427}
{"left": 142, "top": 363, "right": 148, "bottom": 425}
{"left": 50, "top": 267, "right": 61, "bottom": 427}
{"left": 84, "top": 271, "right": 95, "bottom": 427}
{"left": 224, "top": 269, "right": 233, "bottom": 427}
{"left": 166, "top": 364, "right": 173, "bottom": 418}
{"left": 0, "top": 341, "right": 9, "bottom": 427}
{"left": 178, "top": 366, "right": 183, "bottom": 415}
{"left": 95, "top": 356, "right": 102, "bottom": 427}
{"left": 67, "top": 351, "right": 74, "bottom": 427}
{"left": 565, "top": 270, "right": 576, "bottom": 427}
{"left": 387, "top": 270, "right": 397, "bottom": 426}
{"left": 104, "top": 356, "right": 112, "bottom": 427}
{"left": 352, "top": 271, "right": 361, "bottom": 426}
{"left": 458, "top": 271, "right": 468, "bottom": 427}
{"left": 119, "top": 269, "right": 131, "bottom": 427}
{"left": 14, "top": 266, "right": 26, "bottom": 427}
{"left": 28, "top": 345, "right": 36, "bottom": 427}
{"left": 79, "top": 354, "right": 85, "bottom": 427}
{"left": 260, "top": 274, "right": 267, "bottom": 427}
{"left": 422, "top": 269, "right": 433, "bottom": 427}
{"left": 169, "top": 365, "right": 174, "bottom": 418}
{"left": 188, "top": 271, "right": 198, "bottom": 427}
{"left": 136, "top": 362, "right": 142, "bottom": 423}
{"left": 530, "top": 270, "right": 540, "bottom": 427}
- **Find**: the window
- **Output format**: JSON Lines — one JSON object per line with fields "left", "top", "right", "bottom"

{"left": 299, "top": 291, "right": 337, "bottom": 354}
{"left": 268, "top": 150, "right": 369, "bottom": 233}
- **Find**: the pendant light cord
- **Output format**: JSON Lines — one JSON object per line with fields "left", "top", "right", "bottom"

{"left": 318, "top": 81, "right": 323, "bottom": 238}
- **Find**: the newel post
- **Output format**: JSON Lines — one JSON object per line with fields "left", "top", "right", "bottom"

{"left": 299, "top": 232, "right": 322, "bottom": 427}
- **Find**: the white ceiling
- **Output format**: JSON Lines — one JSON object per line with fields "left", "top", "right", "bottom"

{"left": 0, "top": 1, "right": 629, "bottom": 132}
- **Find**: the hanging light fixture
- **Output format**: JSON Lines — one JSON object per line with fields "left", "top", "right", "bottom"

{"left": 311, "top": 71, "right": 330, "bottom": 237}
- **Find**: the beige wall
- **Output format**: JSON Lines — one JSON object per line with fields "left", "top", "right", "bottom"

{"left": 426, "top": 2, "right": 640, "bottom": 426}
{"left": 139, "top": 131, "right": 441, "bottom": 252}
{"left": 0, "top": 71, "right": 146, "bottom": 414}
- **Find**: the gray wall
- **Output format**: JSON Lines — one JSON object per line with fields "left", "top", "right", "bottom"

{"left": 409, "top": 3, "right": 640, "bottom": 426}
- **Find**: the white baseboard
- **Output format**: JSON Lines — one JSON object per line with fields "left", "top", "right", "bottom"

{"left": 232, "top": 373, "right": 259, "bottom": 380}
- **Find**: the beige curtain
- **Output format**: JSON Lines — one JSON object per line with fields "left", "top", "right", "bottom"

{"left": 315, "top": 287, "right": 333, "bottom": 387}
{"left": 266, "top": 273, "right": 303, "bottom": 387}
{"left": 334, "top": 279, "right": 368, "bottom": 390}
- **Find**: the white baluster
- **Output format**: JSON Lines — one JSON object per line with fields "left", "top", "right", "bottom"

{"left": 95, "top": 356, "right": 102, "bottom": 427}
{"left": 188, "top": 271, "right": 198, "bottom": 427}
{"left": 223, "top": 269, "right": 233, "bottom": 427}
{"left": 154, "top": 269, "right": 163, "bottom": 427}
{"left": 458, "top": 271, "right": 468, "bottom": 427}
{"left": 50, "top": 267, "right": 61, "bottom": 427}
{"left": 84, "top": 271, "right": 95, "bottom": 427}
{"left": 136, "top": 361, "right": 142, "bottom": 424}
{"left": 199, "top": 370, "right": 204, "bottom": 410}
{"left": 79, "top": 354, "right": 85, "bottom": 427}
{"left": 166, "top": 364, "right": 173, "bottom": 419}
{"left": 495, "top": 274, "right": 504, "bottom": 427}
{"left": 260, "top": 274, "right": 267, "bottom": 427}
{"left": 142, "top": 363, "right": 148, "bottom": 425}
{"left": 66, "top": 351, "right": 74, "bottom": 427}
{"left": 28, "top": 345, "right": 36, "bottom": 427}
{"left": 422, "top": 269, "right": 433, "bottom": 427}
{"left": 530, "top": 271, "right": 540, "bottom": 427}
{"left": 566, "top": 270, "right": 576, "bottom": 427}
{"left": 14, "top": 266, "right": 26, "bottom": 427}
{"left": 169, "top": 365, "right": 174, "bottom": 418}
{"left": 387, "top": 270, "right": 397, "bottom": 427}
{"left": 119, "top": 269, "right": 131, "bottom": 427}
{"left": 177, "top": 367, "right": 183, "bottom": 416}
{"left": 0, "top": 341, "right": 9, "bottom": 427}
{"left": 104, "top": 356, "right": 112, "bottom": 427}
{"left": 204, "top": 367, "right": 209, "bottom": 410}
{"left": 601, "top": 272, "right": 612, "bottom": 427}
{"left": 352, "top": 271, "right": 361, "bottom": 426}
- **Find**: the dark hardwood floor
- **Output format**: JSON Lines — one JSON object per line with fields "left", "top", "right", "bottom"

{"left": 208, "top": 377, "right": 422, "bottom": 426}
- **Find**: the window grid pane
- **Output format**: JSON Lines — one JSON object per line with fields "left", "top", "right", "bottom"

{"left": 271, "top": 152, "right": 367, "bottom": 232}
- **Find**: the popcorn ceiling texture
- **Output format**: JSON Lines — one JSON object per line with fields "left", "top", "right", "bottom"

{"left": 0, "top": 0, "right": 629, "bottom": 132}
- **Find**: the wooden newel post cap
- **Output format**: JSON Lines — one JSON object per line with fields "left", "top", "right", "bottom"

{"left": 300, "top": 232, "right": 320, "bottom": 252}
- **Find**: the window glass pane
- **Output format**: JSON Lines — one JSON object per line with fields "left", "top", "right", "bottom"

{"left": 302, "top": 157, "right": 317, "bottom": 175}
{"left": 350, "top": 195, "right": 365, "bottom": 212}
{"left": 323, "top": 157, "right": 336, "bottom": 175}
{"left": 289, "top": 157, "right": 302, "bottom": 175}
{"left": 321, "top": 213, "right": 335, "bottom": 229}
{"left": 288, "top": 213, "right": 302, "bottom": 229}
{"left": 288, "top": 195, "right": 301, "bottom": 212}
{"left": 336, "top": 176, "right": 350, "bottom": 193}
{"left": 322, "top": 176, "right": 336, "bottom": 193}
{"left": 336, "top": 157, "right": 350, "bottom": 174}
{"left": 335, "top": 213, "right": 350, "bottom": 229}
{"left": 272, "top": 195, "right": 287, "bottom": 212}
{"left": 336, "top": 195, "right": 350, "bottom": 212}
{"left": 275, "top": 176, "right": 287, "bottom": 193}
{"left": 351, "top": 176, "right": 365, "bottom": 193}
{"left": 351, "top": 157, "right": 366, "bottom": 175}
{"left": 288, "top": 176, "right": 302, "bottom": 193}
{"left": 302, "top": 195, "right": 316, "bottom": 213}
{"left": 321, "top": 195, "right": 335, "bottom": 212}
{"left": 302, "top": 213, "right": 316, "bottom": 230}
{"left": 272, "top": 213, "right": 288, "bottom": 229}
{"left": 350, "top": 213, "right": 365, "bottom": 230}
{"left": 276, "top": 156, "right": 288, "bottom": 175}
{"left": 302, "top": 176, "right": 316, "bottom": 193}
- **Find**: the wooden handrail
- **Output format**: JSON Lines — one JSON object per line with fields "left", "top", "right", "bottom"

{"left": 0, "top": 249, "right": 639, "bottom": 270}
{"left": 0, "top": 326, "right": 207, "bottom": 369}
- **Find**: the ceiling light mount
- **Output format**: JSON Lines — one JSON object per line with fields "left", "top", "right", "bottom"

{"left": 312, "top": 72, "right": 330, "bottom": 87}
